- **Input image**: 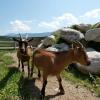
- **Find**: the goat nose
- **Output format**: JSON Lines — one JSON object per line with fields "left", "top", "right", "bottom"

{"left": 87, "top": 61, "right": 91, "bottom": 66}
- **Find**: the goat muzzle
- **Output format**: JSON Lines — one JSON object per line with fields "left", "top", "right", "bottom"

{"left": 20, "top": 49, "right": 26, "bottom": 54}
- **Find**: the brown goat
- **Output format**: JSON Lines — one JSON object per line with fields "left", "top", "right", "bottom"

{"left": 32, "top": 41, "right": 91, "bottom": 99}
{"left": 13, "top": 35, "right": 33, "bottom": 77}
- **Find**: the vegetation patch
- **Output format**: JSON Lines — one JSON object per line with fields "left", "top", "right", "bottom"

{"left": 62, "top": 65, "right": 100, "bottom": 97}
{"left": 0, "top": 51, "right": 40, "bottom": 100}
{"left": 0, "top": 51, "right": 21, "bottom": 100}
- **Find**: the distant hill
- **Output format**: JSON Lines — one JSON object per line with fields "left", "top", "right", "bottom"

{"left": 6, "top": 32, "right": 52, "bottom": 37}
{"left": 0, "top": 32, "right": 52, "bottom": 41}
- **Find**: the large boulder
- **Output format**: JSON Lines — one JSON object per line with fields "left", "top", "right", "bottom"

{"left": 85, "top": 28, "right": 100, "bottom": 42}
{"left": 85, "top": 28, "right": 100, "bottom": 51}
{"left": 92, "top": 22, "right": 100, "bottom": 29}
{"left": 53, "top": 28, "right": 84, "bottom": 43}
{"left": 37, "top": 35, "right": 56, "bottom": 48}
{"left": 70, "top": 24, "right": 91, "bottom": 34}
{"left": 38, "top": 28, "right": 85, "bottom": 49}
{"left": 76, "top": 48, "right": 100, "bottom": 75}
{"left": 46, "top": 43, "right": 69, "bottom": 52}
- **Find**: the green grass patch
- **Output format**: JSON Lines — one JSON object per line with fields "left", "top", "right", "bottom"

{"left": 62, "top": 65, "right": 100, "bottom": 97}
{"left": 0, "top": 51, "right": 40, "bottom": 100}
{"left": 0, "top": 51, "right": 21, "bottom": 100}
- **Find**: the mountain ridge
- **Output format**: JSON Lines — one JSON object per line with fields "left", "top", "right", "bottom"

{"left": 5, "top": 32, "right": 52, "bottom": 37}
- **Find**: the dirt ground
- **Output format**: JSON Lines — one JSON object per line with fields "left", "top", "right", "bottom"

{"left": 7, "top": 52, "right": 100, "bottom": 100}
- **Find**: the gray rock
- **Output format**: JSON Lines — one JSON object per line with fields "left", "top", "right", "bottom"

{"left": 77, "top": 24, "right": 91, "bottom": 32}
{"left": 46, "top": 43, "right": 69, "bottom": 52}
{"left": 54, "top": 28, "right": 84, "bottom": 43}
{"left": 71, "top": 24, "right": 91, "bottom": 34}
{"left": 85, "top": 28, "right": 100, "bottom": 42}
{"left": 92, "top": 22, "right": 100, "bottom": 28}
{"left": 37, "top": 35, "right": 56, "bottom": 48}
{"left": 76, "top": 48, "right": 100, "bottom": 75}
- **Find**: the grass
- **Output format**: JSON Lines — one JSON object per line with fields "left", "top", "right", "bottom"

{"left": 0, "top": 51, "right": 21, "bottom": 100}
{"left": 0, "top": 51, "right": 40, "bottom": 100}
{"left": 62, "top": 64, "right": 100, "bottom": 97}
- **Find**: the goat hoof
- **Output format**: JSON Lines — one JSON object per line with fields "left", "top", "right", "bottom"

{"left": 59, "top": 90, "right": 65, "bottom": 95}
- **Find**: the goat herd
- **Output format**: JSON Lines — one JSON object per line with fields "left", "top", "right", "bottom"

{"left": 13, "top": 34, "right": 91, "bottom": 100}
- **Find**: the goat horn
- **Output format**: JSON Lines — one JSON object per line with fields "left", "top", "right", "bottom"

{"left": 75, "top": 40, "right": 83, "bottom": 48}
{"left": 72, "top": 41, "right": 77, "bottom": 48}
{"left": 19, "top": 33, "right": 22, "bottom": 41}
{"left": 26, "top": 34, "right": 28, "bottom": 40}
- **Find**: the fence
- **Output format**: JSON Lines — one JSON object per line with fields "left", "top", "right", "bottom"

{"left": 0, "top": 41, "right": 16, "bottom": 50}
{"left": 0, "top": 37, "right": 45, "bottom": 50}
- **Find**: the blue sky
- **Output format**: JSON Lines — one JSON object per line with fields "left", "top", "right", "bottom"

{"left": 0, "top": 0, "right": 100, "bottom": 35}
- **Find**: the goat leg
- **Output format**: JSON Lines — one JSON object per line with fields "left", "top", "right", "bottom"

{"left": 38, "top": 69, "right": 41, "bottom": 79}
{"left": 57, "top": 75, "right": 65, "bottom": 95}
{"left": 30, "top": 60, "right": 34, "bottom": 77}
{"left": 40, "top": 75, "right": 47, "bottom": 100}
{"left": 18, "top": 59, "right": 20, "bottom": 68}
{"left": 27, "top": 61, "right": 30, "bottom": 77}
{"left": 21, "top": 61, "right": 24, "bottom": 72}
{"left": 30, "top": 67, "right": 33, "bottom": 77}
{"left": 40, "top": 80, "right": 47, "bottom": 100}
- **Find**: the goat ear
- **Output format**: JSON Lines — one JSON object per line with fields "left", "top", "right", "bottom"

{"left": 72, "top": 41, "right": 77, "bottom": 48}
{"left": 27, "top": 38, "right": 33, "bottom": 42}
{"left": 72, "top": 41, "right": 83, "bottom": 48}
{"left": 12, "top": 38, "right": 19, "bottom": 42}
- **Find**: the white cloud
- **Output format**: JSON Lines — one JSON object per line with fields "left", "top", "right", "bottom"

{"left": 4, "top": 8, "right": 100, "bottom": 34}
{"left": 81, "top": 9, "right": 100, "bottom": 18}
{"left": 10, "top": 20, "right": 31, "bottom": 32}
{"left": 38, "top": 9, "right": 100, "bottom": 31}
{"left": 39, "top": 13, "right": 80, "bottom": 31}
{"left": 55, "top": 13, "right": 79, "bottom": 24}
{"left": 79, "top": 8, "right": 100, "bottom": 24}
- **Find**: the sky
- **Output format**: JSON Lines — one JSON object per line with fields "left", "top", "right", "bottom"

{"left": 0, "top": 0, "right": 100, "bottom": 35}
